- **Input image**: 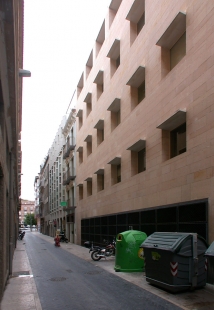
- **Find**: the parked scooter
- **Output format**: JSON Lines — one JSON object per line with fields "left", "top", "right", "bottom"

{"left": 59, "top": 231, "right": 68, "bottom": 243}
{"left": 18, "top": 230, "right": 25, "bottom": 240}
{"left": 59, "top": 233, "right": 68, "bottom": 243}
{"left": 85, "top": 239, "right": 116, "bottom": 261}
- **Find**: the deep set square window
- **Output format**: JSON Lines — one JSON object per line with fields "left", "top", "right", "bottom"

{"left": 170, "top": 123, "right": 186, "bottom": 158}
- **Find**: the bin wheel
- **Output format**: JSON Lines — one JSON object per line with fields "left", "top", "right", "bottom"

{"left": 91, "top": 250, "right": 101, "bottom": 261}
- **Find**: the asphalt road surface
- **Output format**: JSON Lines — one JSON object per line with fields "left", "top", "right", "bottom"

{"left": 25, "top": 232, "right": 183, "bottom": 310}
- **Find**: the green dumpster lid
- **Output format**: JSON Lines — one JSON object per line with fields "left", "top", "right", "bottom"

{"left": 140, "top": 232, "right": 196, "bottom": 253}
{"left": 205, "top": 241, "right": 214, "bottom": 256}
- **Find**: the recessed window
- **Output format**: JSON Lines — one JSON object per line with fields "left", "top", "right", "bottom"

{"left": 157, "top": 110, "right": 186, "bottom": 161}
{"left": 94, "top": 119, "right": 104, "bottom": 146}
{"left": 79, "top": 152, "right": 83, "bottom": 164}
{"left": 170, "top": 32, "right": 186, "bottom": 70}
{"left": 77, "top": 109, "right": 83, "bottom": 130}
{"left": 170, "top": 123, "right": 186, "bottom": 158}
{"left": 85, "top": 178, "right": 92, "bottom": 196}
{"left": 86, "top": 50, "right": 93, "bottom": 79}
{"left": 126, "top": 66, "right": 145, "bottom": 110}
{"left": 98, "top": 174, "right": 104, "bottom": 191}
{"left": 109, "top": 0, "right": 122, "bottom": 28}
{"left": 127, "top": 139, "right": 146, "bottom": 176}
{"left": 116, "top": 56, "right": 120, "bottom": 68}
{"left": 78, "top": 184, "right": 83, "bottom": 200}
{"left": 138, "top": 149, "right": 146, "bottom": 172}
{"left": 96, "top": 21, "right": 105, "bottom": 57}
{"left": 94, "top": 169, "right": 104, "bottom": 192}
{"left": 117, "top": 164, "right": 121, "bottom": 183}
{"left": 156, "top": 12, "right": 186, "bottom": 77}
{"left": 94, "top": 70, "right": 104, "bottom": 100}
{"left": 108, "top": 157, "right": 121, "bottom": 185}
{"left": 138, "top": 81, "right": 145, "bottom": 104}
{"left": 107, "top": 98, "right": 121, "bottom": 132}
{"left": 87, "top": 142, "right": 92, "bottom": 156}
{"left": 126, "top": 0, "right": 145, "bottom": 45}
{"left": 77, "top": 73, "right": 84, "bottom": 98}
{"left": 84, "top": 93, "right": 92, "bottom": 117}
{"left": 84, "top": 135, "right": 92, "bottom": 156}
{"left": 77, "top": 146, "right": 83, "bottom": 164}
{"left": 107, "top": 39, "right": 120, "bottom": 77}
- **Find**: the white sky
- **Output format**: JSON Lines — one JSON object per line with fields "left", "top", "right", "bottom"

{"left": 21, "top": 0, "right": 111, "bottom": 201}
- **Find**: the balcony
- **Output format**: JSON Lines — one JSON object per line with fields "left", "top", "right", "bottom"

{"left": 63, "top": 167, "right": 76, "bottom": 185}
{"left": 63, "top": 198, "right": 76, "bottom": 212}
{"left": 63, "top": 138, "right": 76, "bottom": 159}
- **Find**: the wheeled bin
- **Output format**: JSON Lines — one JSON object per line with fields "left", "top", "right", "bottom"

{"left": 114, "top": 230, "right": 147, "bottom": 272}
{"left": 140, "top": 232, "right": 208, "bottom": 293}
{"left": 205, "top": 241, "right": 214, "bottom": 284}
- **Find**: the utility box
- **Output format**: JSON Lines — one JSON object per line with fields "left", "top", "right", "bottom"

{"left": 114, "top": 230, "right": 147, "bottom": 272}
{"left": 140, "top": 232, "right": 207, "bottom": 293}
{"left": 205, "top": 241, "right": 214, "bottom": 284}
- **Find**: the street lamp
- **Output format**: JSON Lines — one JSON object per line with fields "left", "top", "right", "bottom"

{"left": 19, "top": 69, "right": 31, "bottom": 77}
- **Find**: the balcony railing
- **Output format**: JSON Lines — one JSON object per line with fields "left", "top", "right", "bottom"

{"left": 63, "top": 167, "right": 76, "bottom": 185}
{"left": 62, "top": 198, "right": 76, "bottom": 212}
{"left": 63, "top": 138, "right": 76, "bottom": 159}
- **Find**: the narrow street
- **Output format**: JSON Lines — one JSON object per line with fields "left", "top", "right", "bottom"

{"left": 25, "top": 232, "right": 182, "bottom": 310}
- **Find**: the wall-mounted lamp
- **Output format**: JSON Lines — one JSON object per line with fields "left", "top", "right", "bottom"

{"left": 18, "top": 173, "right": 23, "bottom": 175}
{"left": 19, "top": 69, "right": 31, "bottom": 77}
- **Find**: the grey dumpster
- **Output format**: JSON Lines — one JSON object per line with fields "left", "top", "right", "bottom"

{"left": 140, "top": 232, "right": 208, "bottom": 293}
{"left": 205, "top": 241, "right": 214, "bottom": 284}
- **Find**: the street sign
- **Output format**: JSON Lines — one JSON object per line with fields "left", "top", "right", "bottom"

{"left": 60, "top": 201, "right": 67, "bottom": 207}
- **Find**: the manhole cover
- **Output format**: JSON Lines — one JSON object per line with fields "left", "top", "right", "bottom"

{"left": 66, "top": 270, "right": 73, "bottom": 273}
{"left": 67, "top": 248, "right": 72, "bottom": 250}
{"left": 50, "top": 277, "right": 67, "bottom": 282}
{"left": 41, "top": 249, "right": 47, "bottom": 250}
{"left": 85, "top": 271, "right": 102, "bottom": 275}
{"left": 16, "top": 250, "right": 25, "bottom": 251}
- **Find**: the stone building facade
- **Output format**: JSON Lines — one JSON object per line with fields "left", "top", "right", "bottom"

{"left": 75, "top": 0, "right": 214, "bottom": 245}
{"left": 19, "top": 199, "right": 35, "bottom": 225}
{"left": 62, "top": 107, "right": 77, "bottom": 243}
{"left": 0, "top": 0, "right": 25, "bottom": 301}
{"left": 36, "top": 105, "right": 77, "bottom": 242}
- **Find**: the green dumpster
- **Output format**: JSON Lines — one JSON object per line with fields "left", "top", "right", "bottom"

{"left": 114, "top": 230, "right": 147, "bottom": 272}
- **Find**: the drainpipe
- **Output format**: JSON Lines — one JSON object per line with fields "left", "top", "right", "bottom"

{"left": 9, "top": 151, "right": 13, "bottom": 275}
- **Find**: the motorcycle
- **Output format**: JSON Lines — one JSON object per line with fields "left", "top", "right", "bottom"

{"left": 18, "top": 230, "right": 25, "bottom": 240}
{"left": 88, "top": 239, "right": 116, "bottom": 261}
{"left": 59, "top": 232, "right": 68, "bottom": 243}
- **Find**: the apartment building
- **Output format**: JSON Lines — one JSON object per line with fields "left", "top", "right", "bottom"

{"left": 0, "top": 0, "right": 25, "bottom": 301}
{"left": 62, "top": 107, "right": 77, "bottom": 243}
{"left": 75, "top": 0, "right": 214, "bottom": 245}
{"left": 34, "top": 106, "right": 77, "bottom": 241}
{"left": 46, "top": 117, "right": 66, "bottom": 237}
{"left": 38, "top": 155, "right": 49, "bottom": 234}
{"left": 19, "top": 199, "right": 35, "bottom": 225}
{"left": 34, "top": 176, "right": 40, "bottom": 229}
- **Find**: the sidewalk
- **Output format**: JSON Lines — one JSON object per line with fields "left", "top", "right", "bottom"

{"left": 1, "top": 231, "right": 214, "bottom": 310}
{"left": 0, "top": 235, "right": 42, "bottom": 310}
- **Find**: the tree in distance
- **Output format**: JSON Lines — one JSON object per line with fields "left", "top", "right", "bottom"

{"left": 24, "top": 213, "right": 37, "bottom": 226}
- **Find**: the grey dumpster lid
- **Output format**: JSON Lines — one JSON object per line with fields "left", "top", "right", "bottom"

{"left": 205, "top": 241, "right": 214, "bottom": 256}
{"left": 141, "top": 232, "right": 196, "bottom": 253}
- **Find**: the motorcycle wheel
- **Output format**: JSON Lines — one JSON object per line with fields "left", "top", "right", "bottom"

{"left": 91, "top": 250, "right": 101, "bottom": 261}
